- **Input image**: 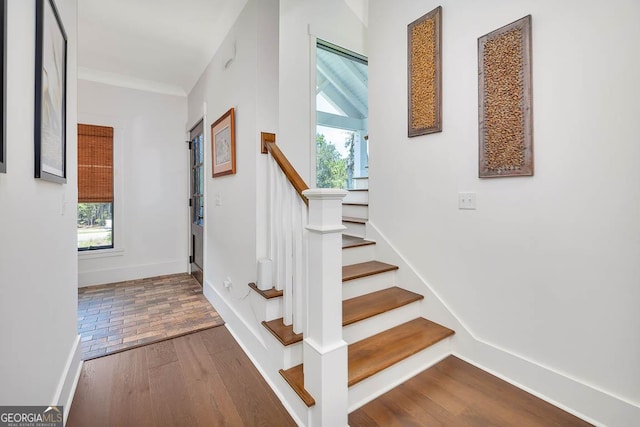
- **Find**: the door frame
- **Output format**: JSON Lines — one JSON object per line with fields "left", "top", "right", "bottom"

{"left": 187, "top": 114, "right": 206, "bottom": 284}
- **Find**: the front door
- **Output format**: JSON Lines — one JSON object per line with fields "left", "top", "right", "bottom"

{"left": 189, "top": 121, "right": 204, "bottom": 285}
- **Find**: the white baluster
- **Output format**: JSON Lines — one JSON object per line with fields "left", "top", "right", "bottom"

{"left": 278, "top": 169, "right": 288, "bottom": 294}
{"left": 268, "top": 156, "right": 276, "bottom": 289}
{"left": 301, "top": 201, "right": 309, "bottom": 335}
{"left": 292, "top": 196, "right": 304, "bottom": 334}
{"left": 283, "top": 183, "right": 293, "bottom": 326}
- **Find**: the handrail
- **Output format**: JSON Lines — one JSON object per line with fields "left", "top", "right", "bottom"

{"left": 262, "top": 133, "right": 309, "bottom": 205}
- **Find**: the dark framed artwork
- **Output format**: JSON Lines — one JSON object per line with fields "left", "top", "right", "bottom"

{"left": 211, "top": 108, "right": 236, "bottom": 177}
{"left": 408, "top": 6, "right": 442, "bottom": 137}
{"left": 478, "top": 15, "right": 533, "bottom": 178}
{"left": 0, "top": 0, "right": 6, "bottom": 173}
{"left": 35, "top": 0, "right": 67, "bottom": 183}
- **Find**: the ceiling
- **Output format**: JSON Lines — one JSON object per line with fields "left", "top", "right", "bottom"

{"left": 78, "top": 0, "right": 368, "bottom": 97}
{"left": 78, "top": 0, "right": 248, "bottom": 95}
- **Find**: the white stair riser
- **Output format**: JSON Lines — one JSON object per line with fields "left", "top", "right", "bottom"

{"left": 351, "top": 177, "right": 369, "bottom": 190}
{"left": 343, "top": 221, "right": 366, "bottom": 238}
{"left": 348, "top": 337, "right": 452, "bottom": 412}
{"left": 344, "top": 191, "right": 369, "bottom": 205}
{"left": 343, "top": 301, "right": 421, "bottom": 344}
{"left": 282, "top": 342, "right": 303, "bottom": 369}
{"left": 261, "top": 327, "right": 303, "bottom": 368}
{"left": 342, "top": 204, "right": 368, "bottom": 219}
{"left": 250, "top": 292, "right": 283, "bottom": 322}
{"left": 342, "top": 244, "right": 376, "bottom": 265}
{"left": 342, "top": 271, "right": 397, "bottom": 300}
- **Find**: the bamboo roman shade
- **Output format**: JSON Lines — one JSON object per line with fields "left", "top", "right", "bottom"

{"left": 77, "top": 124, "right": 113, "bottom": 203}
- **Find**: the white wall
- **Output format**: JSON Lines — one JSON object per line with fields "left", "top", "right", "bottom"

{"left": 0, "top": 0, "right": 81, "bottom": 413}
{"left": 77, "top": 80, "right": 188, "bottom": 286}
{"left": 368, "top": 0, "right": 640, "bottom": 424}
{"left": 279, "top": 0, "right": 367, "bottom": 184}
{"left": 186, "top": 0, "right": 314, "bottom": 421}
{"left": 187, "top": 0, "right": 278, "bottom": 363}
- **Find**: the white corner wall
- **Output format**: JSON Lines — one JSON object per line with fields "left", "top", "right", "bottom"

{"left": 368, "top": 0, "right": 640, "bottom": 425}
{"left": 0, "top": 0, "right": 82, "bottom": 414}
{"left": 187, "top": 0, "right": 313, "bottom": 423}
{"left": 278, "top": 0, "right": 367, "bottom": 184}
{"left": 77, "top": 80, "right": 188, "bottom": 286}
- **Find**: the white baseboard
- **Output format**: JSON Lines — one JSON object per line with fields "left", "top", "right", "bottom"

{"left": 51, "top": 334, "right": 83, "bottom": 425}
{"left": 78, "top": 260, "right": 187, "bottom": 287}
{"left": 203, "top": 280, "right": 309, "bottom": 426}
{"left": 453, "top": 341, "right": 640, "bottom": 427}
{"left": 366, "top": 221, "right": 640, "bottom": 427}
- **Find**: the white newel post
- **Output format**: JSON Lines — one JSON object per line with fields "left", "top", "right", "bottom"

{"left": 302, "top": 188, "right": 348, "bottom": 427}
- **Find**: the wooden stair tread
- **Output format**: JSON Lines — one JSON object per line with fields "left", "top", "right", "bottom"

{"left": 348, "top": 318, "right": 454, "bottom": 386}
{"left": 263, "top": 287, "right": 420, "bottom": 344}
{"left": 343, "top": 261, "right": 398, "bottom": 282}
{"left": 342, "top": 216, "right": 367, "bottom": 223}
{"left": 279, "top": 368, "right": 315, "bottom": 407}
{"left": 281, "top": 318, "right": 454, "bottom": 405}
{"left": 262, "top": 318, "right": 303, "bottom": 346}
{"left": 342, "top": 235, "right": 375, "bottom": 249}
{"left": 248, "top": 282, "right": 283, "bottom": 299}
{"left": 343, "top": 287, "right": 423, "bottom": 326}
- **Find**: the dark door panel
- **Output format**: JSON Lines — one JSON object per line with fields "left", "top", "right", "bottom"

{"left": 189, "top": 121, "right": 204, "bottom": 285}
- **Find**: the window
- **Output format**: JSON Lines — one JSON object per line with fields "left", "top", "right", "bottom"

{"left": 77, "top": 124, "right": 114, "bottom": 250}
{"left": 316, "top": 40, "right": 368, "bottom": 189}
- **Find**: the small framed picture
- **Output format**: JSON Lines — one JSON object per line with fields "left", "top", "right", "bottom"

{"left": 211, "top": 108, "right": 236, "bottom": 178}
{"left": 35, "top": 0, "right": 68, "bottom": 183}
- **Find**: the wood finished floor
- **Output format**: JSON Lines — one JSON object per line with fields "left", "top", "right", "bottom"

{"left": 349, "top": 356, "right": 593, "bottom": 426}
{"left": 78, "top": 273, "right": 224, "bottom": 360}
{"left": 67, "top": 326, "right": 296, "bottom": 427}
{"left": 68, "top": 327, "right": 592, "bottom": 426}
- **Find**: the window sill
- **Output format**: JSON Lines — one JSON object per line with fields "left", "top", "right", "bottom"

{"left": 78, "top": 248, "right": 124, "bottom": 260}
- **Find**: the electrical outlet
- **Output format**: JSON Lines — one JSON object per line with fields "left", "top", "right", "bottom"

{"left": 458, "top": 192, "right": 477, "bottom": 210}
{"left": 223, "top": 278, "right": 232, "bottom": 289}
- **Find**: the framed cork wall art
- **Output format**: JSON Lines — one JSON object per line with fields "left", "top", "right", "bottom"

{"left": 478, "top": 15, "right": 533, "bottom": 178}
{"left": 408, "top": 6, "right": 442, "bottom": 137}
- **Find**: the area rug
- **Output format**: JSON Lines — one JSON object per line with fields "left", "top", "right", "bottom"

{"left": 78, "top": 273, "right": 224, "bottom": 360}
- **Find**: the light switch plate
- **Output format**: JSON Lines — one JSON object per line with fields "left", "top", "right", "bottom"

{"left": 458, "top": 193, "right": 477, "bottom": 210}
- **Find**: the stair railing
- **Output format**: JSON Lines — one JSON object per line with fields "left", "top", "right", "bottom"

{"left": 262, "top": 133, "right": 348, "bottom": 426}
{"left": 263, "top": 134, "right": 308, "bottom": 334}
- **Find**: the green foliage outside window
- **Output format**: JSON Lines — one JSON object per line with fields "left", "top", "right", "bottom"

{"left": 316, "top": 133, "right": 354, "bottom": 189}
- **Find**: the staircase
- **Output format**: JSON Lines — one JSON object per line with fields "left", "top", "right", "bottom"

{"left": 342, "top": 177, "right": 369, "bottom": 238}
{"left": 258, "top": 139, "right": 455, "bottom": 424}
{"left": 250, "top": 175, "right": 455, "bottom": 416}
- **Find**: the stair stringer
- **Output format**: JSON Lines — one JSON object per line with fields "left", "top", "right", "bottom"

{"left": 363, "top": 222, "right": 630, "bottom": 426}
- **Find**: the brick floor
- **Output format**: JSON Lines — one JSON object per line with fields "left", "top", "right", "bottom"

{"left": 78, "top": 273, "right": 224, "bottom": 360}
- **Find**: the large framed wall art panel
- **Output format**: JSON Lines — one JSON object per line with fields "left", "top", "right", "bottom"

{"left": 35, "top": 0, "right": 68, "bottom": 183}
{"left": 478, "top": 15, "right": 533, "bottom": 178}
{"left": 408, "top": 6, "right": 442, "bottom": 137}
